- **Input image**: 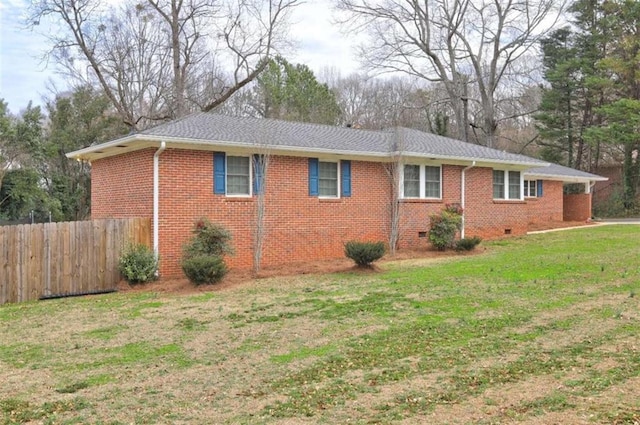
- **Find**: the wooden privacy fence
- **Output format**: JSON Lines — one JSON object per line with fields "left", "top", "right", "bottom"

{"left": 0, "top": 218, "right": 151, "bottom": 305}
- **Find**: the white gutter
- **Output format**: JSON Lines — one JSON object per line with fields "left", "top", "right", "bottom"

{"left": 460, "top": 161, "right": 476, "bottom": 239}
{"left": 153, "top": 141, "right": 166, "bottom": 265}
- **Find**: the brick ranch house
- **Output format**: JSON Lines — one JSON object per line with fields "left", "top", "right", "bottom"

{"left": 68, "top": 113, "right": 607, "bottom": 277}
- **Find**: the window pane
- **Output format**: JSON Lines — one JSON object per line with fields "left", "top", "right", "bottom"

{"left": 227, "top": 176, "right": 249, "bottom": 194}
{"left": 524, "top": 180, "right": 536, "bottom": 197}
{"left": 493, "top": 170, "right": 505, "bottom": 199}
{"left": 508, "top": 171, "right": 521, "bottom": 199}
{"left": 227, "top": 156, "right": 250, "bottom": 195}
{"left": 424, "top": 166, "right": 440, "bottom": 198}
{"left": 403, "top": 165, "right": 420, "bottom": 197}
{"left": 319, "top": 161, "right": 338, "bottom": 197}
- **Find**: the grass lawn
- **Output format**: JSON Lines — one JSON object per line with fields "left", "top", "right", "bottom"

{"left": 1, "top": 225, "right": 639, "bottom": 424}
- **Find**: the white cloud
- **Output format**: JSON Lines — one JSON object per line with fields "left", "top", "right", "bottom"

{"left": 289, "top": 0, "right": 361, "bottom": 76}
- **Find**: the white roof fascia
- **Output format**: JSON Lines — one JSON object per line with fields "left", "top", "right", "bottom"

{"left": 396, "top": 151, "right": 548, "bottom": 169}
{"left": 524, "top": 173, "right": 609, "bottom": 183}
{"left": 66, "top": 134, "right": 141, "bottom": 159}
{"left": 67, "top": 135, "right": 392, "bottom": 162}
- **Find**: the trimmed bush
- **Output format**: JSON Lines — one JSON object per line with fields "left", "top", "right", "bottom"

{"left": 181, "top": 218, "right": 232, "bottom": 285}
{"left": 185, "top": 218, "right": 234, "bottom": 257}
{"left": 345, "top": 241, "right": 386, "bottom": 267}
{"left": 181, "top": 255, "right": 227, "bottom": 285}
{"left": 428, "top": 205, "right": 463, "bottom": 251}
{"left": 455, "top": 236, "right": 482, "bottom": 252}
{"left": 118, "top": 244, "right": 158, "bottom": 284}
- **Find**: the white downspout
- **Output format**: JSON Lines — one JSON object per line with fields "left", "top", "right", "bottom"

{"left": 153, "top": 141, "right": 166, "bottom": 265}
{"left": 460, "top": 161, "right": 476, "bottom": 239}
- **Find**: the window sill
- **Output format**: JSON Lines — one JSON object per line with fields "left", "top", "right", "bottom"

{"left": 400, "top": 198, "right": 443, "bottom": 204}
{"left": 319, "top": 198, "right": 342, "bottom": 203}
{"left": 525, "top": 197, "right": 539, "bottom": 201}
{"left": 224, "top": 197, "right": 254, "bottom": 202}
{"left": 493, "top": 199, "right": 525, "bottom": 204}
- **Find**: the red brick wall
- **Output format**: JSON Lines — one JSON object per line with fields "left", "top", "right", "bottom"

{"left": 526, "top": 180, "right": 564, "bottom": 224}
{"left": 91, "top": 149, "right": 154, "bottom": 220}
{"left": 462, "top": 167, "right": 528, "bottom": 239}
{"left": 397, "top": 165, "right": 462, "bottom": 249}
{"left": 91, "top": 148, "right": 571, "bottom": 276}
{"left": 156, "top": 150, "right": 391, "bottom": 276}
{"left": 563, "top": 193, "right": 592, "bottom": 221}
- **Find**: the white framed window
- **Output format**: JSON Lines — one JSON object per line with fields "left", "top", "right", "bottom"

{"left": 524, "top": 180, "right": 537, "bottom": 197}
{"left": 403, "top": 165, "right": 420, "bottom": 197}
{"left": 493, "top": 169, "right": 522, "bottom": 200}
{"left": 226, "top": 155, "right": 251, "bottom": 196}
{"left": 401, "top": 164, "right": 442, "bottom": 199}
{"left": 319, "top": 160, "right": 339, "bottom": 198}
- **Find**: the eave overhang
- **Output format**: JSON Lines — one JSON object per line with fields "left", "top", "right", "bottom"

{"left": 67, "top": 136, "right": 549, "bottom": 170}
{"left": 524, "top": 172, "right": 608, "bottom": 184}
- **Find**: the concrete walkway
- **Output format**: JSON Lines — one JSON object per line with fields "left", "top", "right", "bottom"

{"left": 595, "top": 218, "right": 640, "bottom": 224}
{"left": 527, "top": 219, "right": 640, "bottom": 235}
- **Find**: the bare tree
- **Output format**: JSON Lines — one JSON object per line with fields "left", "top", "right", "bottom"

{"left": 330, "top": 72, "right": 455, "bottom": 135}
{"left": 252, "top": 150, "right": 270, "bottom": 275}
{"left": 385, "top": 153, "right": 402, "bottom": 255}
{"left": 29, "top": 0, "right": 301, "bottom": 129}
{"left": 335, "top": 0, "right": 566, "bottom": 147}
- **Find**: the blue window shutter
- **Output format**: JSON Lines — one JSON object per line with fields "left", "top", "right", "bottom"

{"left": 253, "top": 154, "right": 264, "bottom": 195}
{"left": 214, "top": 152, "right": 226, "bottom": 194}
{"left": 537, "top": 180, "right": 543, "bottom": 197}
{"left": 341, "top": 160, "right": 351, "bottom": 197}
{"left": 309, "top": 158, "right": 319, "bottom": 196}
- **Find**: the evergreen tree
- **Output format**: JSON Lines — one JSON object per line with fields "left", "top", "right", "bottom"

{"left": 42, "top": 86, "right": 128, "bottom": 220}
{"left": 254, "top": 56, "right": 342, "bottom": 125}
{"left": 584, "top": 0, "right": 640, "bottom": 210}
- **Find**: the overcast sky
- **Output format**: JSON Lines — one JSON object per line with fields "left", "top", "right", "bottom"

{"left": 0, "top": 0, "right": 360, "bottom": 113}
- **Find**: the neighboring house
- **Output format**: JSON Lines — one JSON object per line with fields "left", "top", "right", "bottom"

{"left": 593, "top": 164, "right": 623, "bottom": 209}
{"left": 67, "top": 113, "right": 607, "bottom": 277}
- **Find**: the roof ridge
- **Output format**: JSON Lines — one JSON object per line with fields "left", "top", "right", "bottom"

{"left": 208, "top": 112, "right": 392, "bottom": 136}
{"left": 138, "top": 111, "right": 206, "bottom": 134}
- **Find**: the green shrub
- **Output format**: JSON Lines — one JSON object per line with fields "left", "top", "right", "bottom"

{"left": 118, "top": 244, "right": 158, "bottom": 284}
{"left": 181, "top": 218, "right": 232, "bottom": 285}
{"left": 428, "top": 205, "right": 463, "bottom": 251}
{"left": 185, "top": 218, "right": 234, "bottom": 257}
{"left": 181, "top": 255, "right": 227, "bottom": 285}
{"left": 344, "top": 241, "right": 386, "bottom": 267}
{"left": 455, "top": 236, "right": 482, "bottom": 251}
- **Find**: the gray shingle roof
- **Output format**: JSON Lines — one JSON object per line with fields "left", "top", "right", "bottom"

{"left": 137, "top": 112, "right": 546, "bottom": 165}
{"left": 525, "top": 163, "right": 608, "bottom": 181}
{"left": 396, "top": 127, "right": 544, "bottom": 165}
{"left": 68, "top": 112, "right": 606, "bottom": 181}
{"left": 139, "top": 112, "right": 391, "bottom": 155}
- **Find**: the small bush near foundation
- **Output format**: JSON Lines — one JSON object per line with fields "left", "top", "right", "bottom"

{"left": 182, "top": 255, "right": 227, "bottom": 285}
{"left": 345, "top": 241, "right": 386, "bottom": 267}
{"left": 181, "top": 218, "right": 232, "bottom": 285}
{"left": 428, "top": 205, "right": 463, "bottom": 251}
{"left": 118, "top": 244, "right": 158, "bottom": 284}
{"left": 184, "top": 218, "right": 233, "bottom": 258}
{"left": 455, "top": 236, "right": 482, "bottom": 252}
